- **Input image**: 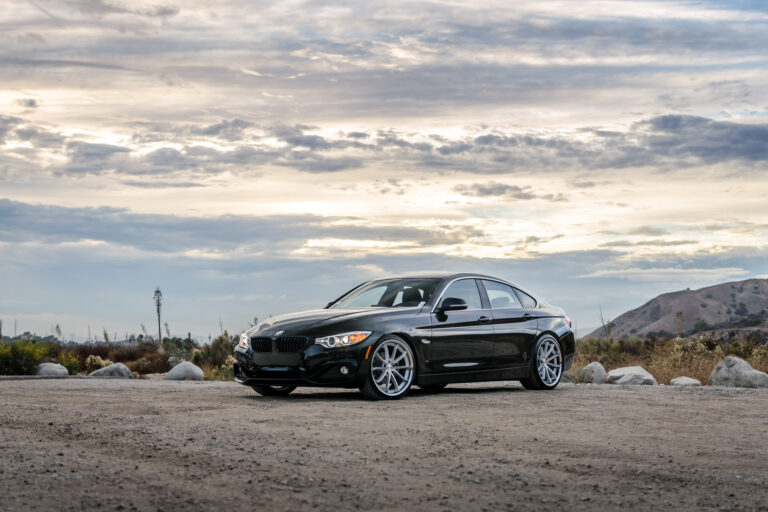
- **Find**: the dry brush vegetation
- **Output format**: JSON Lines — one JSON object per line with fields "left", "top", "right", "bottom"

{"left": 571, "top": 334, "right": 768, "bottom": 384}
{"left": 0, "top": 332, "right": 237, "bottom": 380}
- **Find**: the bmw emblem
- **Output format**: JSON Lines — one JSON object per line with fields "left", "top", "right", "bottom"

{"left": 274, "top": 330, "right": 284, "bottom": 338}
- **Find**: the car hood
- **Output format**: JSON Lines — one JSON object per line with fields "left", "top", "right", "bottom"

{"left": 245, "top": 307, "right": 419, "bottom": 337}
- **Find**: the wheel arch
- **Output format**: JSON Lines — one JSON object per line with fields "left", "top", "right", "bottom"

{"left": 536, "top": 329, "right": 573, "bottom": 372}
{"left": 379, "top": 331, "right": 425, "bottom": 378}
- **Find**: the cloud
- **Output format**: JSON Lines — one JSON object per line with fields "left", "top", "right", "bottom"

{"left": 640, "top": 115, "right": 768, "bottom": 164}
{"left": 62, "top": 141, "right": 130, "bottom": 175}
{"left": 5, "top": 111, "right": 768, "bottom": 181}
{"left": 0, "top": 199, "right": 486, "bottom": 254}
{"left": 627, "top": 226, "right": 669, "bottom": 236}
{"left": 0, "top": 116, "right": 22, "bottom": 143}
{"left": 600, "top": 240, "right": 697, "bottom": 248}
{"left": 191, "top": 119, "right": 253, "bottom": 141}
{"left": 16, "top": 98, "right": 39, "bottom": 109}
{"left": 453, "top": 181, "right": 567, "bottom": 201}
{"left": 67, "top": 0, "right": 180, "bottom": 18}
{"left": 120, "top": 180, "right": 205, "bottom": 188}
{"left": 577, "top": 267, "right": 750, "bottom": 282}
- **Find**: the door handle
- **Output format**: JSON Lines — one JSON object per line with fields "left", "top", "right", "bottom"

{"left": 523, "top": 313, "right": 536, "bottom": 320}
{"left": 478, "top": 316, "right": 491, "bottom": 324}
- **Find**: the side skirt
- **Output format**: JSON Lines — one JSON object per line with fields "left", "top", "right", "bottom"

{"left": 416, "top": 364, "right": 530, "bottom": 386}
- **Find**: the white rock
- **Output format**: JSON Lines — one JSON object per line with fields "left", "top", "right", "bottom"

{"left": 670, "top": 376, "right": 701, "bottom": 387}
{"left": 709, "top": 356, "right": 768, "bottom": 388}
{"left": 36, "top": 362, "right": 69, "bottom": 377}
{"left": 580, "top": 362, "right": 608, "bottom": 384}
{"left": 606, "top": 366, "right": 658, "bottom": 385}
{"left": 88, "top": 363, "right": 132, "bottom": 378}
{"left": 164, "top": 361, "right": 204, "bottom": 381}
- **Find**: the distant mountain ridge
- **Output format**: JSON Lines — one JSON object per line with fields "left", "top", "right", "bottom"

{"left": 586, "top": 278, "right": 768, "bottom": 339}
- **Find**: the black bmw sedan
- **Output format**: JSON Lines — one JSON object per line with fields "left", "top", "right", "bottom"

{"left": 233, "top": 273, "right": 574, "bottom": 400}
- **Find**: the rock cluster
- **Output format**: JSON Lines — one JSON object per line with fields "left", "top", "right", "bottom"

{"left": 580, "top": 362, "right": 608, "bottom": 384}
{"left": 88, "top": 363, "right": 132, "bottom": 378}
{"left": 164, "top": 361, "right": 204, "bottom": 381}
{"left": 606, "top": 366, "right": 658, "bottom": 386}
{"left": 670, "top": 376, "right": 701, "bottom": 387}
{"left": 709, "top": 356, "right": 768, "bottom": 388}
{"left": 36, "top": 363, "right": 69, "bottom": 377}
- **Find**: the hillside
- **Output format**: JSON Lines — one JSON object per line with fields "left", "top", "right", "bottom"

{"left": 586, "top": 278, "right": 768, "bottom": 339}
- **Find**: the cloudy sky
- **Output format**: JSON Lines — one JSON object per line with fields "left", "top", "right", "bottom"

{"left": 1, "top": 0, "right": 767, "bottom": 341}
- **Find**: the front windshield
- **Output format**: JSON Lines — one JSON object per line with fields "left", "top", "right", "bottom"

{"left": 330, "top": 278, "right": 442, "bottom": 309}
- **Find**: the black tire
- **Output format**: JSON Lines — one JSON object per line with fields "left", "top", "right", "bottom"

{"left": 360, "top": 335, "right": 416, "bottom": 400}
{"left": 520, "top": 335, "right": 563, "bottom": 391}
{"left": 251, "top": 385, "right": 297, "bottom": 396}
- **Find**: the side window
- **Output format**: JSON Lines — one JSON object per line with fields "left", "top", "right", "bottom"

{"left": 482, "top": 280, "right": 522, "bottom": 310}
{"left": 441, "top": 279, "right": 483, "bottom": 310}
{"left": 515, "top": 288, "right": 537, "bottom": 308}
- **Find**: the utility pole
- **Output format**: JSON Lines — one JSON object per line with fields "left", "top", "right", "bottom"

{"left": 154, "top": 287, "right": 163, "bottom": 347}
{"left": 676, "top": 311, "right": 683, "bottom": 338}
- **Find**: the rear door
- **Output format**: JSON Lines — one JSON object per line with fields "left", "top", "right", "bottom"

{"left": 428, "top": 278, "right": 494, "bottom": 372}
{"left": 479, "top": 279, "right": 538, "bottom": 366}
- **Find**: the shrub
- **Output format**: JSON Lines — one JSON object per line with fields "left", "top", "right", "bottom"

{"left": 124, "top": 351, "right": 170, "bottom": 374}
{"left": 85, "top": 355, "right": 113, "bottom": 373}
{"left": 192, "top": 332, "right": 235, "bottom": 368}
{"left": 0, "top": 340, "right": 48, "bottom": 375}
{"left": 57, "top": 350, "right": 79, "bottom": 375}
{"left": 201, "top": 356, "right": 236, "bottom": 381}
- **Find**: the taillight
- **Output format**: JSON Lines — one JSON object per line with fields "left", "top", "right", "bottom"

{"left": 564, "top": 315, "right": 572, "bottom": 328}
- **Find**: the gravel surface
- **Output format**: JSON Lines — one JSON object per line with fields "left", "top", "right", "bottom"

{"left": 2, "top": 380, "right": 768, "bottom": 511}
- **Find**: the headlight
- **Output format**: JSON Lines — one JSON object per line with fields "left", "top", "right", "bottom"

{"left": 315, "top": 331, "right": 371, "bottom": 349}
{"left": 238, "top": 333, "right": 250, "bottom": 349}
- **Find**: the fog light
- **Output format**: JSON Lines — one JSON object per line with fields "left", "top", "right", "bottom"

{"left": 340, "top": 366, "right": 349, "bottom": 375}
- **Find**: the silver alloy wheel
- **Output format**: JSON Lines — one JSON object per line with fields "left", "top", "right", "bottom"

{"left": 371, "top": 338, "right": 414, "bottom": 397}
{"left": 537, "top": 338, "right": 562, "bottom": 386}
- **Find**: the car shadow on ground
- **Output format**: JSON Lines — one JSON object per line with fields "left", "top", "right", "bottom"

{"left": 239, "top": 384, "right": 528, "bottom": 402}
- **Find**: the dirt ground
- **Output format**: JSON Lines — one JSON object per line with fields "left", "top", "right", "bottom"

{"left": 1, "top": 380, "right": 767, "bottom": 511}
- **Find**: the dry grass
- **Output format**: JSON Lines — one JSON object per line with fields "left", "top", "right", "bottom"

{"left": 571, "top": 336, "right": 768, "bottom": 385}
{"left": 199, "top": 361, "right": 234, "bottom": 381}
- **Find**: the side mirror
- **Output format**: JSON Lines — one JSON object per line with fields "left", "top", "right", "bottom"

{"left": 439, "top": 297, "right": 468, "bottom": 312}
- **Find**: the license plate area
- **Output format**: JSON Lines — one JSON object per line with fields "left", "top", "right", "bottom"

{"left": 252, "top": 352, "right": 301, "bottom": 366}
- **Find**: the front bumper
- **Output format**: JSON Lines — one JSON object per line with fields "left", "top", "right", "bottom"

{"left": 233, "top": 337, "right": 374, "bottom": 388}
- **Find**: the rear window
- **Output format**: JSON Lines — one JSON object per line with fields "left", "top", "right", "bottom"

{"left": 514, "top": 288, "right": 537, "bottom": 308}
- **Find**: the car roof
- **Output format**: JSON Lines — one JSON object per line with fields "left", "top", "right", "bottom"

{"left": 369, "top": 272, "right": 519, "bottom": 286}
{"left": 366, "top": 273, "right": 542, "bottom": 302}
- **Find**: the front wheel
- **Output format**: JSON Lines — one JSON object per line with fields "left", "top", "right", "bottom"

{"left": 360, "top": 336, "right": 415, "bottom": 400}
{"left": 251, "top": 385, "right": 297, "bottom": 396}
{"left": 520, "top": 335, "right": 563, "bottom": 390}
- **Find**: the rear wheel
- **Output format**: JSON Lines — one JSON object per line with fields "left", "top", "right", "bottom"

{"left": 251, "top": 385, "right": 297, "bottom": 396}
{"left": 520, "top": 335, "right": 563, "bottom": 390}
{"left": 360, "top": 336, "right": 415, "bottom": 400}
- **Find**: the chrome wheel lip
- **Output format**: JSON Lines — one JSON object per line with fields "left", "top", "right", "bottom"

{"left": 371, "top": 339, "right": 414, "bottom": 397}
{"left": 537, "top": 338, "right": 562, "bottom": 387}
